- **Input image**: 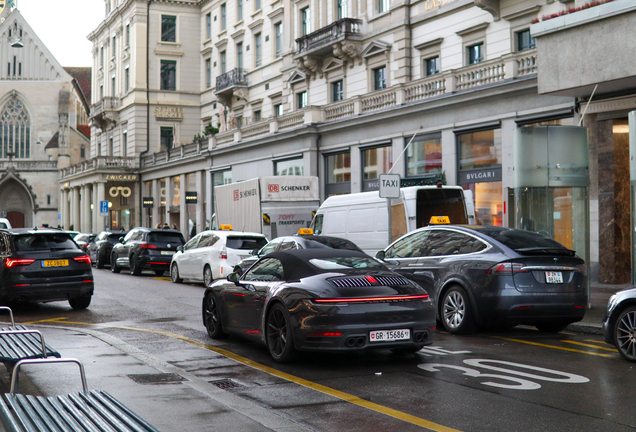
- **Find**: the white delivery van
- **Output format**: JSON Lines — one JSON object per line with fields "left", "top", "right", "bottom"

{"left": 310, "top": 185, "right": 475, "bottom": 255}
{"left": 214, "top": 176, "right": 320, "bottom": 240}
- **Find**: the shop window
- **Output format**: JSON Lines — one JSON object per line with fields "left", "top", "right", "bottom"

{"left": 458, "top": 129, "right": 502, "bottom": 170}
{"left": 406, "top": 134, "right": 442, "bottom": 176}
{"left": 325, "top": 152, "right": 351, "bottom": 196}
{"left": 362, "top": 146, "right": 392, "bottom": 191}
{"left": 463, "top": 182, "right": 503, "bottom": 227}
{"left": 275, "top": 158, "right": 304, "bottom": 176}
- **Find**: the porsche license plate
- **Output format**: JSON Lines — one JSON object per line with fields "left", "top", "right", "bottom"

{"left": 161, "top": 251, "right": 174, "bottom": 255}
{"left": 546, "top": 271, "right": 563, "bottom": 284}
{"left": 369, "top": 329, "right": 410, "bottom": 342}
{"left": 42, "top": 259, "right": 69, "bottom": 267}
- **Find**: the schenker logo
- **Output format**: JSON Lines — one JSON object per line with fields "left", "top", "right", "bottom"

{"left": 234, "top": 189, "right": 258, "bottom": 201}
{"left": 267, "top": 184, "right": 311, "bottom": 193}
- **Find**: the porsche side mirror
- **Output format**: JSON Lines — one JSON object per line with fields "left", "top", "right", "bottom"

{"left": 375, "top": 250, "right": 386, "bottom": 261}
{"left": 227, "top": 272, "right": 240, "bottom": 285}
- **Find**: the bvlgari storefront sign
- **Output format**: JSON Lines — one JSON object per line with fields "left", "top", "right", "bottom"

{"left": 459, "top": 168, "right": 502, "bottom": 184}
{"left": 154, "top": 106, "right": 184, "bottom": 120}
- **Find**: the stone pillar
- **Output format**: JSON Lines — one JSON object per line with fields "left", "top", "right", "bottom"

{"left": 71, "top": 187, "right": 80, "bottom": 231}
{"left": 92, "top": 183, "right": 99, "bottom": 233}
{"left": 180, "top": 174, "right": 188, "bottom": 238}
{"left": 205, "top": 170, "right": 213, "bottom": 229}
{"left": 165, "top": 177, "right": 173, "bottom": 227}
{"left": 61, "top": 189, "right": 70, "bottom": 229}
{"left": 152, "top": 179, "right": 160, "bottom": 228}
{"left": 82, "top": 185, "right": 91, "bottom": 233}
{"left": 196, "top": 170, "right": 204, "bottom": 235}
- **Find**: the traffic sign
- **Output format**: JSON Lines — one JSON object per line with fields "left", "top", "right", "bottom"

{"left": 379, "top": 174, "right": 401, "bottom": 198}
{"left": 99, "top": 200, "right": 109, "bottom": 217}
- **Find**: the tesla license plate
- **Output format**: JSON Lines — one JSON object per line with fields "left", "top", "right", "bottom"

{"left": 369, "top": 329, "right": 410, "bottom": 342}
{"left": 42, "top": 259, "right": 69, "bottom": 267}
{"left": 161, "top": 251, "right": 174, "bottom": 255}
{"left": 545, "top": 271, "right": 563, "bottom": 284}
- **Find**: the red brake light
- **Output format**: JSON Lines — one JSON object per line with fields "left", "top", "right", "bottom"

{"left": 74, "top": 255, "right": 92, "bottom": 264}
{"left": 221, "top": 250, "right": 227, "bottom": 259}
{"left": 4, "top": 258, "right": 35, "bottom": 268}
{"left": 314, "top": 294, "right": 429, "bottom": 303}
{"left": 485, "top": 262, "right": 528, "bottom": 275}
{"left": 140, "top": 243, "right": 157, "bottom": 249}
{"left": 575, "top": 264, "right": 587, "bottom": 276}
{"left": 307, "top": 332, "right": 342, "bottom": 337}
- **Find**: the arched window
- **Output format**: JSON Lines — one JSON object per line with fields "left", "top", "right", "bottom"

{"left": 0, "top": 97, "right": 31, "bottom": 159}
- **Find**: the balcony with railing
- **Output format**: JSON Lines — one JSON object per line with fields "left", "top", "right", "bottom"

{"left": 91, "top": 97, "right": 120, "bottom": 129}
{"left": 215, "top": 68, "right": 249, "bottom": 95}
{"left": 295, "top": 18, "right": 363, "bottom": 58}
{"left": 60, "top": 156, "right": 137, "bottom": 179}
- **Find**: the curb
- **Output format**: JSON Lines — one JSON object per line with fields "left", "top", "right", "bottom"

{"left": 566, "top": 323, "right": 603, "bottom": 336}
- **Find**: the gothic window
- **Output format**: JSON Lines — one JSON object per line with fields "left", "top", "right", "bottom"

{"left": 0, "top": 97, "right": 31, "bottom": 159}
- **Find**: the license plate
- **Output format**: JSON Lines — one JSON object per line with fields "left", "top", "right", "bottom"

{"left": 369, "top": 329, "right": 410, "bottom": 342}
{"left": 546, "top": 271, "right": 563, "bottom": 284}
{"left": 161, "top": 251, "right": 174, "bottom": 255}
{"left": 42, "top": 259, "right": 69, "bottom": 267}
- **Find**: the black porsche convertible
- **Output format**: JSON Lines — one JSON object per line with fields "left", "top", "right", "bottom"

{"left": 202, "top": 249, "right": 436, "bottom": 361}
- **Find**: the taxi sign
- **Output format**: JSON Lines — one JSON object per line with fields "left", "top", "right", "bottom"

{"left": 298, "top": 228, "right": 313, "bottom": 235}
{"left": 429, "top": 216, "right": 450, "bottom": 225}
{"left": 220, "top": 224, "right": 233, "bottom": 230}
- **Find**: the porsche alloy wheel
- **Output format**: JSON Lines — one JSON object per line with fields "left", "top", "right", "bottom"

{"left": 266, "top": 303, "right": 295, "bottom": 362}
{"left": 203, "top": 293, "right": 227, "bottom": 339}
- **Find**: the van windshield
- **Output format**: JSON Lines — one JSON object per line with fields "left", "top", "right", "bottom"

{"left": 416, "top": 188, "right": 467, "bottom": 228}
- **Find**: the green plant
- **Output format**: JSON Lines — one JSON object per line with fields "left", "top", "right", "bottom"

{"left": 193, "top": 133, "right": 204, "bottom": 143}
{"left": 204, "top": 122, "right": 219, "bottom": 136}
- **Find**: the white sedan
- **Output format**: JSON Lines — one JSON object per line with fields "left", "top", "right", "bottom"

{"left": 170, "top": 230, "right": 267, "bottom": 285}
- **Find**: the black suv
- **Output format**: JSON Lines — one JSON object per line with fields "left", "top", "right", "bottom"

{"left": 0, "top": 228, "right": 93, "bottom": 309}
{"left": 87, "top": 230, "right": 128, "bottom": 268}
{"left": 111, "top": 228, "right": 185, "bottom": 276}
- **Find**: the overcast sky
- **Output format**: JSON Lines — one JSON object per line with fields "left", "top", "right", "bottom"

{"left": 18, "top": 0, "right": 104, "bottom": 67}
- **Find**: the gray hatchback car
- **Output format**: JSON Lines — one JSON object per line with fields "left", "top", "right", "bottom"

{"left": 376, "top": 225, "right": 587, "bottom": 334}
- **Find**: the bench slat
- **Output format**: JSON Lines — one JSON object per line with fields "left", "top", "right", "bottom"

{"left": 15, "top": 394, "right": 58, "bottom": 432}
{"left": 78, "top": 392, "right": 151, "bottom": 432}
{"left": 24, "top": 394, "right": 75, "bottom": 432}
{"left": 0, "top": 396, "right": 23, "bottom": 432}
{"left": 0, "top": 326, "right": 61, "bottom": 364}
{"left": 3, "top": 394, "right": 41, "bottom": 432}
{"left": 48, "top": 396, "right": 99, "bottom": 432}
{"left": 56, "top": 395, "right": 108, "bottom": 432}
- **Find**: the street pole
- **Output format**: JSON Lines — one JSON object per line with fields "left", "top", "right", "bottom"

{"left": 387, "top": 198, "right": 391, "bottom": 246}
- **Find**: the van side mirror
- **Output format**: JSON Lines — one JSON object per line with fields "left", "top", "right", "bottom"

{"left": 375, "top": 250, "right": 386, "bottom": 261}
{"left": 227, "top": 272, "right": 240, "bottom": 285}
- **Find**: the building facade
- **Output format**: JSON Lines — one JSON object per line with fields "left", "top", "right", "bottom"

{"left": 63, "top": 0, "right": 636, "bottom": 281}
{"left": 0, "top": 7, "right": 90, "bottom": 228}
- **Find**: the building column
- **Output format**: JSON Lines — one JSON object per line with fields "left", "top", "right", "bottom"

{"left": 71, "top": 187, "right": 80, "bottom": 231}
{"left": 61, "top": 188, "right": 70, "bottom": 229}
{"left": 205, "top": 170, "right": 212, "bottom": 229}
{"left": 152, "top": 179, "right": 160, "bottom": 227}
{"left": 196, "top": 170, "right": 204, "bottom": 235}
{"left": 79, "top": 185, "right": 86, "bottom": 233}
{"left": 92, "top": 183, "right": 99, "bottom": 233}
{"left": 180, "top": 174, "right": 187, "bottom": 238}
{"left": 165, "top": 177, "right": 173, "bottom": 227}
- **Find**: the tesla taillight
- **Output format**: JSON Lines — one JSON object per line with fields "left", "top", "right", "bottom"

{"left": 4, "top": 258, "right": 35, "bottom": 268}
{"left": 74, "top": 255, "right": 92, "bottom": 264}
{"left": 140, "top": 243, "right": 157, "bottom": 249}
{"left": 575, "top": 264, "right": 587, "bottom": 276}
{"left": 485, "top": 262, "right": 528, "bottom": 275}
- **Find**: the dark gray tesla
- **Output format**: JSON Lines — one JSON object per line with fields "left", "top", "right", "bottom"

{"left": 376, "top": 225, "right": 587, "bottom": 334}
{"left": 202, "top": 249, "right": 435, "bottom": 362}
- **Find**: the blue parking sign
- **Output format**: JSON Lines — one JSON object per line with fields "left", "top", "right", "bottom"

{"left": 99, "top": 200, "right": 109, "bottom": 217}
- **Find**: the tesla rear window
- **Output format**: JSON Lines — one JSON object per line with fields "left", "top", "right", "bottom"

{"left": 303, "top": 238, "right": 360, "bottom": 251}
{"left": 309, "top": 257, "right": 384, "bottom": 270}
{"left": 14, "top": 234, "right": 78, "bottom": 251}
{"left": 227, "top": 236, "right": 267, "bottom": 250}
{"left": 477, "top": 228, "right": 568, "bottom": 251}
{"left": 148, "top": 233, "right": 185, "bottom": 244}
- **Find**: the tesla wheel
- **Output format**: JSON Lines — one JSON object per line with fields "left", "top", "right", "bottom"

{"left": 203, "top": 265, "right": 213, "bottom": 287}
{"left": 536, "top": 322, "right": 569, "bottom": 333}
{"left": 110, "top": 254, "right": 121, "bottom": 273}
{"left": 614, "top": 306, "right": 636, "bottom": 362}
{"left": 441, "top": 285, "right": 474, "bottom": 335}
{"left": 266, "top": 303, "right": 296, "bottom": 362}
{"left": 96, "top": 252, "right": 105, "bottom": 269}
{"left": 203, "top": 293, "right": 227, "bottom": 339}
{"left": 68, "top": 294, "right": 92, "bottom": 310}
{"left": 130, "top": 255, "right": 142, "bottom": 276}
{"left": 171, "top": 263, "right": 183, "bottom": 283}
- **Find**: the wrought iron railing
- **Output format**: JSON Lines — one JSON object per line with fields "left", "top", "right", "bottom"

{"left": 215, "top": 68, "right": 249, "bottom": 93}
{"left": 296, "top": 18, "right": 362, "bottom": 54}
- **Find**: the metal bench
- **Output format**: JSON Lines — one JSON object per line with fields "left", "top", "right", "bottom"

{"left": 0, "top": 307, "right": 61, "bottom": 373}
{"left": 0, "top": 358, "right": 159, "bottom": 432}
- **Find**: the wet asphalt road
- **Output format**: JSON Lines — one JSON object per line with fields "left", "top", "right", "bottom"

{"left": 9, "top": 268, "right": 636, "bottom": 432}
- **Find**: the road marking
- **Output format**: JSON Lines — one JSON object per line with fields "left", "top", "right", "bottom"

{"left": 34, "top": 318, "right": 461, "bottom": 432}
{"left": 561, "top": 340, "right": 617, "bottom": 352}
{"left": 492, "top": 336, "right": 619, "bottom": 358}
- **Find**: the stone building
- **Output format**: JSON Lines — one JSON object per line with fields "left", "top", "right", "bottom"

{"left": 0, "top": 6, "right": 90, "bottom": 228}
{"left": 61, "top": 0, "right": 636, "bottom": 281}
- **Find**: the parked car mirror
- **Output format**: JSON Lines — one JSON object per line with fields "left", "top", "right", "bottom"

{"left": 118, "top": 237, "right": 124, "bottom": 243}
{"left": 177, "top": 246, "right": 184, "bottom": 253}
{"left": 227, "top": 272, "right": 240, "bottom": 285}
{"left": 375, "top": 250, "right": 386, "bottom": 260}
{"left": 250, "top": 248, "right": 260, "bottom": 256}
